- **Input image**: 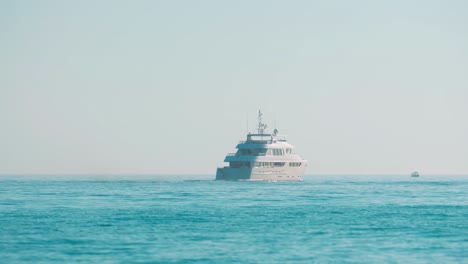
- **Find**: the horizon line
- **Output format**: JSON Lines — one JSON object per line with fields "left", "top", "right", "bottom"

{"left": 1, "top": 173, "right": 468, "bottom": 177}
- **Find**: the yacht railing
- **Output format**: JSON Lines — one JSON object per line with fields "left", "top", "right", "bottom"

{"left": 250, "top": 140, "right": 272, "bottom": 144}
{"left": 226, "top": 153, "right": 266, "bottom": 157}
{"left": 238, "top": 140, "right": 272, "bottom": 144}
{"left": 239, "top": 140, "right": 284, "bottom": 144}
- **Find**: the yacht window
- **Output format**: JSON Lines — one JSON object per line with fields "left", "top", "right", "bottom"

{"left": 272, "top": 149, "right": 285, "bottom": 156}
{"left": 257, "top": 148, "right": 267, "bottom": 156}
{"left": 239, "top": 148, "right": 267, "bottom": 156}
{"left": 230, "top": 161, "right": 250, "bottom": 168}
{"left": 255, "top": 162, "right": 273, "bottom": 168}
{"left": 289, "top": 162, "right": 302, "bottom": 167}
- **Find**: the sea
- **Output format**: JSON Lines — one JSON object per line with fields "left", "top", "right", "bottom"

{"left": 0, "top": 175, "right": 467, "bottom": 263}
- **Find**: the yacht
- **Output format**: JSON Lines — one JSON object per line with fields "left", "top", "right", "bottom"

{"left": 216, "top": 110, "right": 307, "bottom": 181}
{"left": 411, "top": 171, "right": 420, "bottom": 177}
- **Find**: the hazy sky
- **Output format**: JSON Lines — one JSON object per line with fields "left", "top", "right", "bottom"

{"left": 1, "top": 0, "right": 467, "bottom": 175}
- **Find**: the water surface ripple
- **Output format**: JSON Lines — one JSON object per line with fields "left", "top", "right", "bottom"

{"left": 1, "top": 175, "right": 467, "bottom": 263}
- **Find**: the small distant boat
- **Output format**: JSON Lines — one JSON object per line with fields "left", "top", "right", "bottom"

{"left": 411, "top": 171, "right": 419, "bottom": 177}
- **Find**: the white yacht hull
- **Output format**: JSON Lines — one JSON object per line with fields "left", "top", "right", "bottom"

{"left": 216, "top": 110, "right": 307, "bottom": 182}
{"left": 216, "top": 166, "right": 306, "bottom": 181}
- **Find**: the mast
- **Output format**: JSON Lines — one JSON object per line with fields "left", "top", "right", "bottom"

{"left": 257, "top": 110, "right": 267, "bottom": 134}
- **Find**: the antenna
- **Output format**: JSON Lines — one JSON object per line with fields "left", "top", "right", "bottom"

{"left": 246, "top": 112, "right": 249, "bottom": 134}
{"left": 274, "top": 113, "right": 277, "bottom": 130}
{"left": 257, "top": 110, "right": 261, "bottom": 134}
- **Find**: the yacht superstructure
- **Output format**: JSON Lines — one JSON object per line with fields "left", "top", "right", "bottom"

{"left": 216, "top": 111, "right": 307, "bottom": 181}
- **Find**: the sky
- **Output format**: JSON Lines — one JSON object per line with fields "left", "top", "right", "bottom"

{"left": 1, "top": 0, "right": 467, "bottom": 175}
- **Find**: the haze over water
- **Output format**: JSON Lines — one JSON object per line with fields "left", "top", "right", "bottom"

{"left": 1, "top": 175, "right": 467, "bottom": 263}
{"left": 2, "top": 1, "right": 468, "bottom": 176}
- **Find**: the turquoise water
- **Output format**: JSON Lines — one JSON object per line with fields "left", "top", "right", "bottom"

{"left": 1, "top": 175, "right": 467, "bottom": 263}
